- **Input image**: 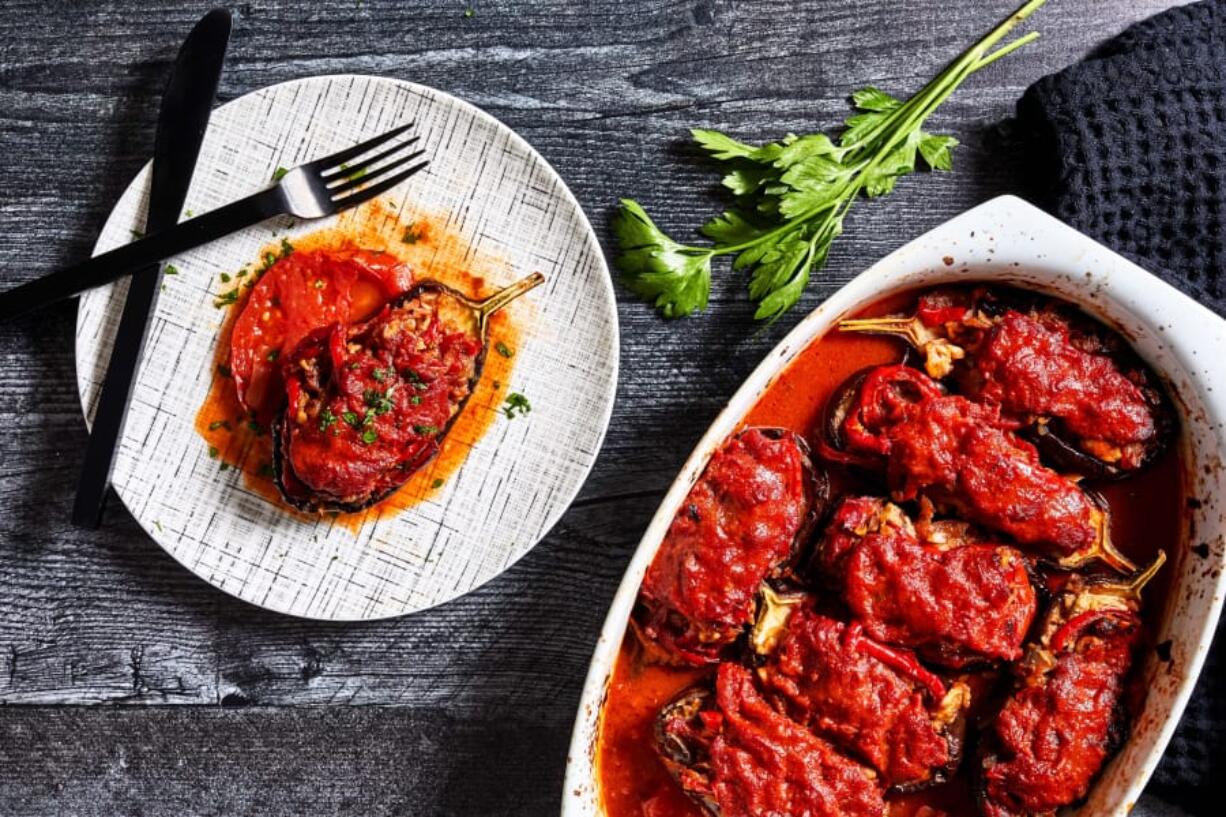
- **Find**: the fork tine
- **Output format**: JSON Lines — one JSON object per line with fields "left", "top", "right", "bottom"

{"left": 331, "top": 161, "right": 429, "bottom": 212}
{"left": 320, "top": 136, "right": 421, "bottom": 183}
{"left": 328, "top": 149, "right": 428, "bottom": 196}
{"left": 306, "top": 122, "right": 414, "bottom": 173}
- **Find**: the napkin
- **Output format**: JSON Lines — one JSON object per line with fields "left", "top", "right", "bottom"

{"left": 1016, "top": 0, "right": 1226, "bottom": 810}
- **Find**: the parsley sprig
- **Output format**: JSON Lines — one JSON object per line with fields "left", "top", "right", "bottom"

{"left": 613, "top": 0, "right": 1045, "bottom": 322}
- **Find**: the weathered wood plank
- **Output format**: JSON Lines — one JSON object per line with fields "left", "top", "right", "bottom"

{"left": 0, "top": 0, "right": 1208, "bottom": 814}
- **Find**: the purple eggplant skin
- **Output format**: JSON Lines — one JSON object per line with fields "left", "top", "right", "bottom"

{"left": 654, "top": 684, "right": 721, "bottom": 817}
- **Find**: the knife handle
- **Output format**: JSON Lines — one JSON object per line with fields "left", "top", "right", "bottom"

{"left": 0, "top": 186, "right": 286, "bottom": 322}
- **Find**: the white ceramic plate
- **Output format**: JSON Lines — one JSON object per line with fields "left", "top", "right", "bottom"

{"left": 563, "top": 195, "right": 1226, "bottom": 816}
{"left": 75, "top": 75, "right": 618, "bottom": 621}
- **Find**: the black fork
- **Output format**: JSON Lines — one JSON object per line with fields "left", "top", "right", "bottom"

{"left": 0, "top": 123, "right": 428, "bottom": 321}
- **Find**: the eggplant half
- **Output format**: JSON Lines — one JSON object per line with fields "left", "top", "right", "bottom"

{"left": 273, "top": 273, "right": 544, "bottom": 512}
{"left": 838, "top": 286, "right": 1176, "bottom": 479}
{"left": 655, "top": 662, "right": 886, "bottom": 817}
{"left": 975, "top": 553, "right": 1165, "bottom": 817}
{"left": 633, "top": 428, "right": 830, "bottom": 665}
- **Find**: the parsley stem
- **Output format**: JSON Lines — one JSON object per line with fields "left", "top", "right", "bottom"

{"left": 977, "top": 30, "right": 1041, "bottom": 70}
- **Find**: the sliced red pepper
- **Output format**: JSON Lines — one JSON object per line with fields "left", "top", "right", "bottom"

{"left": 842, "top": 365, "right": 944, "bottom": 457}
{"left": 699, "top": 710, "right": 724, "bottom": 734}
{"left": 1050, "top": 609, "right": 1139, "bottom": 653}
{"left": 916, "top": 291, "right": 970, "bottom": 328}
{"left": 843, "top": 621, "right": 947, "bottom": 701}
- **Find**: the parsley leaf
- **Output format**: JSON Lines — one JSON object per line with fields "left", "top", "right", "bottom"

{"left": 612, "top": 199, "right": 711, "bottom": 318}
{"left": 612, "top": 0, "right": 1045, "bottom": 322}
{"left": 502, "top": 392, "right": 531, "bottom": 419}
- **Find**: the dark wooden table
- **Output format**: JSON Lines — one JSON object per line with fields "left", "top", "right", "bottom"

{"left": 0, "top": 1, "right": 1205, "bottom": 814}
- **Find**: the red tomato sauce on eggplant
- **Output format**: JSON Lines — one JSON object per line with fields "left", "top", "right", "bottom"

{"left": 595, "top": 287, "right": 1185, "bottom": 817}
{"left": 194, "top": 201, "right": 523, "bottom": 527}
{"left": 636, "top": 429, "right": 814, "bottom": 665}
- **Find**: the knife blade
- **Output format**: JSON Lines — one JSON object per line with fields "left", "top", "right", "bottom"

{"left": 72, "top": 8, "right": 232, "bottom": 528}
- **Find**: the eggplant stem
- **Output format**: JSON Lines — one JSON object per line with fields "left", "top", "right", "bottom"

{"left": 1095, "top": 518, "right": 1138, "bottom": 575}
{"left": 474, "top": 272, "right": 546, "bottom": 323}
{"left": 1122, "top": 550, "right": 1167, "bottom": 599}
{"left": 838, "top": 315, "right": 930, "bottom": 348}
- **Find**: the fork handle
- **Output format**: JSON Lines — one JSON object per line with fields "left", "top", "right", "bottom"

{"left": 0, "top": 186, "right": 287, "bottom": 322}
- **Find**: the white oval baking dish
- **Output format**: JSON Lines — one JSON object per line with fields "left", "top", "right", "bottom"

{"left": 562, "top": 194, "right": 1226, "bottom": 817}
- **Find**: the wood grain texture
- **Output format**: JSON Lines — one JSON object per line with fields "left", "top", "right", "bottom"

{"left": 0, "top": 0, "right": 1207, "bottom": 814}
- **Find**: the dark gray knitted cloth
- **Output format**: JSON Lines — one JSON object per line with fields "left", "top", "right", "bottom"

{"left": 1018, "top": 0, "right": 1226, "bottom": 316}
{"left": 1018, "top": 2, "right": 1226, "bottom": 812}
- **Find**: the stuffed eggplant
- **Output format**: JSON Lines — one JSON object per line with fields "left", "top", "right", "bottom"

{"left": 838, "top": 287, "right": 1175, "bottom": 478}
{"left": 655, "top": 662, "right": 886, "bottom": 817}
{"left": 814, "top": 495, "right": 1037, "bottom": 668}
{"left": 976, "top": 553, "right": 1165, "bottom": 817}
{"left": 633, "top": 428, "right": 828, "bottom": 665}
{"left": 750, "top": 599, "right": 971, "bottom": 791}
{"left": 822, "top": 364, "right": 1136, "bottom": 573}
{"left": 273, "top": 273, "right": 544, "bottom": 512}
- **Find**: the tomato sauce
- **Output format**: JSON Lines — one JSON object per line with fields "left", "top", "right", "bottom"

{"left": 595, "top": 288, "right": 1185, "bottom": 817}
{"left": 194, "top": 200, "right": 524, "bottom": 528}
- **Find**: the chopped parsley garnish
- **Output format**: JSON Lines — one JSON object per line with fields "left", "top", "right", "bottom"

{"left": 403, "top": 368, "right": 428, "bottom": 389}
{"left": 413, "top": 424, "right": 439, "bottom": 435}
{"left": 410, "top": 395, "right": 422, "bottom": 405}
{"left": 502, "top": 392, "right": 531, "bottom": 419}
{"left": 266, "top": 349, "right": 280, "bottom": 363}
{"left": 364, "top": 387, "right": 395, "bottom": 416}
{"left": 361, "top": 428, "right": 379, "bottom": 445}
{"left": 236, "top": 268, "right": 248, "bottom": 279}
{"left": 220, "top": 272, "right": 231, "bottom": 283}
{"left": 257, "top": 462, "right": 275, "bottom": 478}
{"left": 271, "top": 166, "right": 289, "bottom": 182}
{"left": 318, "top": 408, "right": 337, "bottom": 432}
{"left": 371, "top": 368, "right": 387, "bottom": 382}
{"left": 214, "top": 289, "right": 240, "bottom": 308}
{"left": 246, "top": 420, "right": 265, "bottom": 436}
{"left": 217, "top": 363, "right": 232, "bottom": 378}
{"left": 280, "top": 238, "right": 294, "bottom": 258}
{"left": 463, "top": 6, "right": 475, "bottom": 17}
{"left": 130, "top": 229, "right": 144, "bottom": 240}
{"left": 208, "top": 420, "right": 232, "bottom": 432}
{"left": 431, "top": 478, "right": 444, "bottom": 489}
{"left": 219, "top": 462, "right": 231, "bottom": 472}
{"left": 207, "top": 445, "right": 219, "bottom": 459}
{"left": 495, "top": 341, "right": 513, "bottom": 358}
{"left": 313, "top": 278, "right": 325, "bottom": 290}
{"left": 164, "top": 264, "right": 179, "bottom": 275}
{"left": 342, "top": 410, "right": 361, "bottom": 429}
{"left": 402, "top": 223, "right": 421, "bottom": 244}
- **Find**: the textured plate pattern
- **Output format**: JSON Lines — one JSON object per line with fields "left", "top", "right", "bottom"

{"left": 74, "top": 75, "right": 618, "bottom": 621}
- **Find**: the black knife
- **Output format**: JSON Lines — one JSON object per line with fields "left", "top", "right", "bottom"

{"left": 72, "top": 8, "right": 232, "bottom": 528}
